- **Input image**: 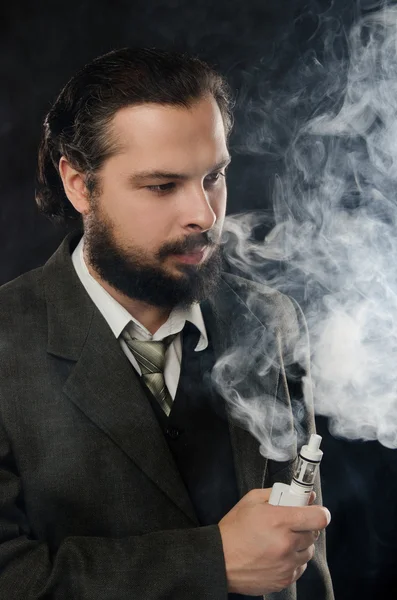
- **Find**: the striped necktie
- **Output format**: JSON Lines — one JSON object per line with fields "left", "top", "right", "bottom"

{"left": 122, "top": 328, "right": 176, "bottom": 416}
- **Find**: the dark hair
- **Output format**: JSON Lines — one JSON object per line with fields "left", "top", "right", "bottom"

{"left": 35, "top": 47, "right": 233, "bottom": 221}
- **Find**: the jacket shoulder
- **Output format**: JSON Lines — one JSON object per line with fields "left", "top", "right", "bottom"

{"left": 0, "top": 267, "right": 46, "bottom": 334}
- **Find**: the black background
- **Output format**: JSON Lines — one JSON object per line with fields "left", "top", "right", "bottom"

{"left": 2, "top": 0, "right": 397, "bottom": 598}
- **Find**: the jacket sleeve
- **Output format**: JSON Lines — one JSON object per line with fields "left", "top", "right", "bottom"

{"left": 0, "top": 422, "right": 228, "bottom": 600}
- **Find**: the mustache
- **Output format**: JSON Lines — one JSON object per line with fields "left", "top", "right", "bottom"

{"left": 157, "top": 231, "right": 217, "bottom": 259}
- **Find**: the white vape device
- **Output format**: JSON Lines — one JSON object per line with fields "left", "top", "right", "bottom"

{"left": 269, "top": 434, "right": 323, "bottom": 507}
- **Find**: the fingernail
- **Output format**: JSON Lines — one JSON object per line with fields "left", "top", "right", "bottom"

{"left": 324, "top": 508, "right": 331, "bottom": 525}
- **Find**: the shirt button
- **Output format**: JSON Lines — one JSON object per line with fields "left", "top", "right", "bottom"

{"left": 166, "top": 427, "right": 181, "bottom": 440}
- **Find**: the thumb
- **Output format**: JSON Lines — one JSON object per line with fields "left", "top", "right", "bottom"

{"left": 244, "top": 488, "right": 273, "bottom": 504}
{"left": 261, "top": 487, "right": 272, "bottom": 502}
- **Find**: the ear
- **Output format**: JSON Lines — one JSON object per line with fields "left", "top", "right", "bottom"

{"left": 59, "top": 157, "right": 90, "bottom": 215}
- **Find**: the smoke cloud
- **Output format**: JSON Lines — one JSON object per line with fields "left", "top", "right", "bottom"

{"left": 215, "top": 5, "right": 397, "bottom": 456}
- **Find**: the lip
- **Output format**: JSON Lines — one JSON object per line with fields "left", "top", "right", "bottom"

{"left": 173, "top": 248, "right": 208, "bottom": 265}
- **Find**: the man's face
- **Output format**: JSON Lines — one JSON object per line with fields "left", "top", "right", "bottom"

{"left": 84, "top": 96, "right": 230, "bottom": 309}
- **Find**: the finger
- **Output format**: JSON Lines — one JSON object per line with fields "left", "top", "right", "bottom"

{"left": 295, "top": 545, "right": 315, "bottom": 565}
{"left": 292, "top": 563, "right": 308, "bottom": 584}
{"left": 308, "top": 491, "right": 316, "bottom": 505}
{"left": 292, "top": 531, "right": 318, "bottom": 551}
{"left": 288, "top": 506, "right": 331, "bottom": 532}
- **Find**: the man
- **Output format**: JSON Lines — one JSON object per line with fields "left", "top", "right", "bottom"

{"left": 0, "top": 48, "right": 333, "bottom": 599}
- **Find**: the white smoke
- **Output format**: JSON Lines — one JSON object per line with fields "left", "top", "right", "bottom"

{"left": 215, "top": 5, "right": 397, "bottom": 455}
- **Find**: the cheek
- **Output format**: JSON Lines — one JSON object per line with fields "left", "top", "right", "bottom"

{"left": 100, "top": 189, "right": 176, "bottom": 249}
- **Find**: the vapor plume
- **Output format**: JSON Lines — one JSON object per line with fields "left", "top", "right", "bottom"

{"left": 214, "top": 5, "right": 397, "bottom": 456}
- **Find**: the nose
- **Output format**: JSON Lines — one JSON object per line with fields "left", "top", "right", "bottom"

{"left": 181, "top": 184, "right": 217, "bottom": 233}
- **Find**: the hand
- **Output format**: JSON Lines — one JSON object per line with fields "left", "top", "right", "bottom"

{"left": 218, "top": 488, "right": 330, "bottom": 595}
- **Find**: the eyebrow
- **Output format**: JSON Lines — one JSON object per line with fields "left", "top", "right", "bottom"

{"left": 128, "top": 156, "right": 231, "bottom": 185}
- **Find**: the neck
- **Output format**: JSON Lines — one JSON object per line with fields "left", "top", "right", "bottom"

{"left": 85, "top": 256, "right": 171, "bottom": 335}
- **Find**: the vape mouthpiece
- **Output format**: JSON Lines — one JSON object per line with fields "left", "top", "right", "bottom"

{"left": 269, "top": 434, "right": 323, "bottom": 507}
{"left": 308, "top": 434, "right": 322, "bottom": 452}
{"left": 300, "top": 433, "right": 323, "bottom": 463}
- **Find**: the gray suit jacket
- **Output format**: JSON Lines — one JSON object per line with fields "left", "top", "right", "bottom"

{"left": 0, "top": 234, "right": 334, "bottom": 600}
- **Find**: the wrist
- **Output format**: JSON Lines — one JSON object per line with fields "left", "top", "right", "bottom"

{"left": 218, "top": 522, "right": 241, "bottom": 593}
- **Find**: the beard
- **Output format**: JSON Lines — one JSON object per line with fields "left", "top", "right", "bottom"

{"left": 84, "top": 210, "right": 223, "bottom": 310}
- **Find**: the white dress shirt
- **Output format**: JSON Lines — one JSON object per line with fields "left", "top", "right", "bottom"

{"left": 71, "top": 236, "right": 208, "bottom": 399}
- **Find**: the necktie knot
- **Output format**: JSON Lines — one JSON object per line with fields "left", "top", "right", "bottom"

{"left": 122, "top": 326, "right": 177, "bottom": 416}
{"left": 124, "top": 338, "right": 166, "bottom": 374}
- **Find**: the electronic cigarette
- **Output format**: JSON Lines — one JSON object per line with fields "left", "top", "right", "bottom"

{"left": 269, "top": 434, "right": 323, "bottom": 507}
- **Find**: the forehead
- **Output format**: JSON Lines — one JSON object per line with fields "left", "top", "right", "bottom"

{"left": 108, "top": 97, "right": 228, "bottom": 172}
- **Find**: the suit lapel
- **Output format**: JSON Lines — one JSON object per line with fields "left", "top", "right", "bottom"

{"left": 43, "top": 234, "right": 198, "bottom": 524}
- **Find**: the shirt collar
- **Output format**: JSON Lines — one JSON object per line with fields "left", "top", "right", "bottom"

{"left": 71, "top": 236, "right": 208, "bottom": 351}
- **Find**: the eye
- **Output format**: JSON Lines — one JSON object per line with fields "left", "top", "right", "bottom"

{"left": 205, "top": 171, "right": 226, "bottom": 187}
{"left": 146, "top": 182, "right": 176, "bottom": 194}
